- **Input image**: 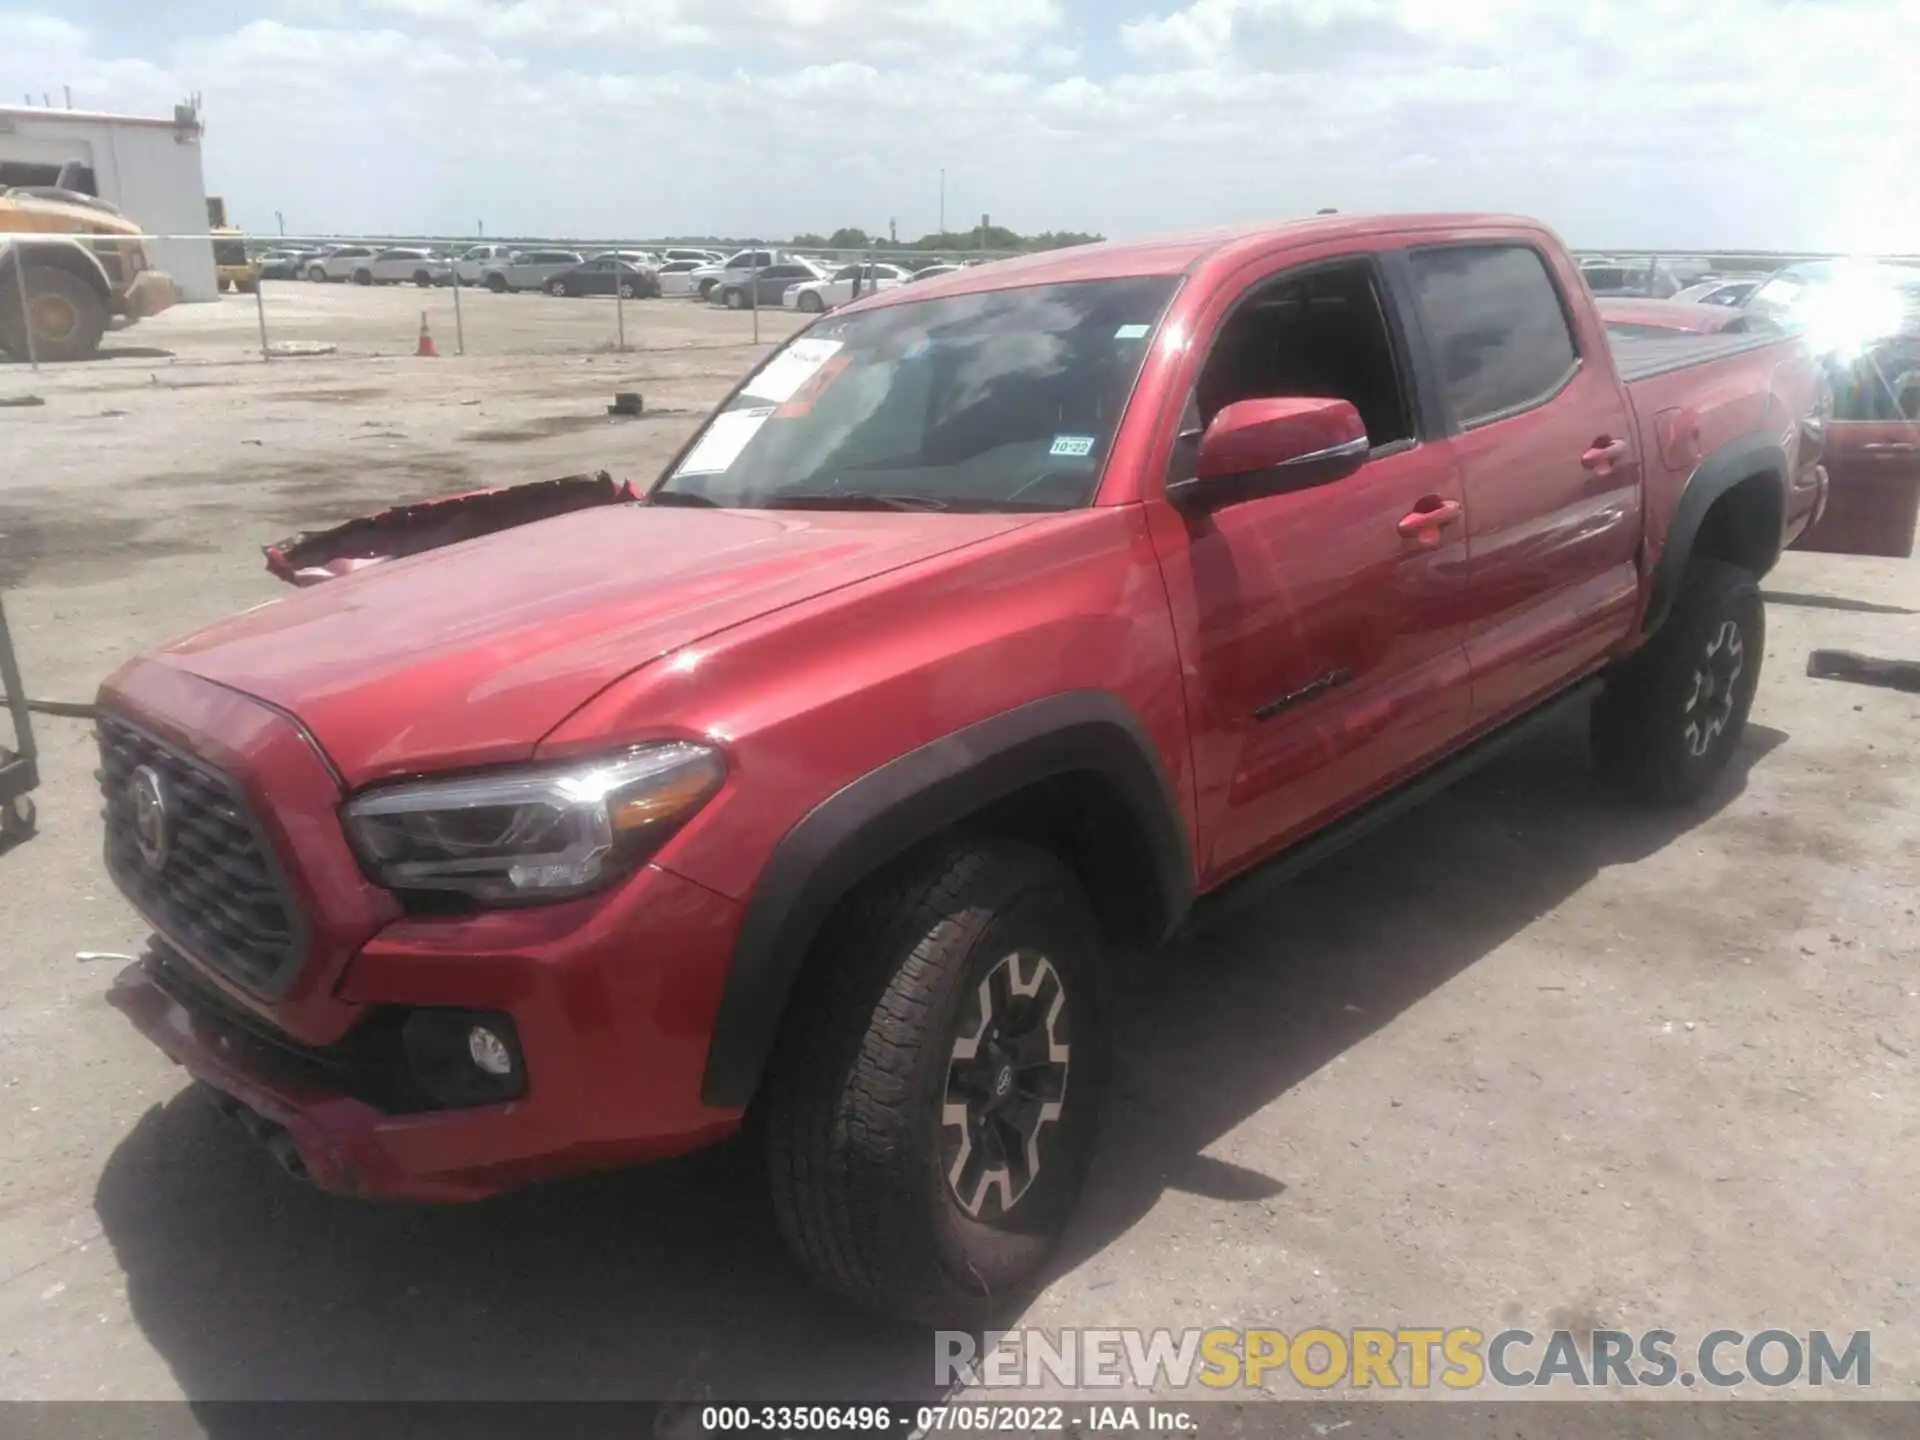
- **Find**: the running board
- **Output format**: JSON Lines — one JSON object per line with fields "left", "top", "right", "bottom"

{"left": 1184, "top": 678, "right": 1603, "bottom": 936}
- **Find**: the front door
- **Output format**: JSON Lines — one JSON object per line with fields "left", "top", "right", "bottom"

{"left": 1147, "top": 254, "right": 1473, "bottom": 885}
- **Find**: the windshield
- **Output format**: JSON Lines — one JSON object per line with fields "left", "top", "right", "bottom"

{"left": 653, "top": 276, "right": 1179, "bottom": 513}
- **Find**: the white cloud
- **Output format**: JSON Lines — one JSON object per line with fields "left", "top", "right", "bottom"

{"left": 340, "top": 0, "right": 1062, "bottom": 60}
{"left": 1, "top": 2, "right": 1915, "bottom": 251}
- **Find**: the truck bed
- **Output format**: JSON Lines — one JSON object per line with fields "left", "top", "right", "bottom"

{"left": 1606, "top": 329, "right": 1785, "bottom": 384}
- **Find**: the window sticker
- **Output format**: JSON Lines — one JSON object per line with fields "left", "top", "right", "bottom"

{"left": 675, "top": 406, "right": 775, "bottom": 476}
{"left": 1049, "top": 435, "right": 1096, "bottom": 458}
{"left": 1114, "top": 323, "right": 1152, "bottom": 340}
{"left": 742, "top": 338, "right": 846, "bottom": 404}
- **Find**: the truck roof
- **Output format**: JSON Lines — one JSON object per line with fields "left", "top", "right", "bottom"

{"left": 862, "top": 213, "right": 1557, "bottom": 301}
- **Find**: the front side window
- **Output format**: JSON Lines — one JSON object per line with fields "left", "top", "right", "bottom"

{"left": 654, "top": 276, "right": 1180, "bottom": 513}
{"left": 1194, "top": 259, "right": 1414, "bottom": 449}
{"left": 1410, "top": 245, "right": 1579, "bottom": 425}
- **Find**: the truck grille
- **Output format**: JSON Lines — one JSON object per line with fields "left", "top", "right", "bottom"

{"left": 98, "top": 715, "right": 306, "bottom": 995}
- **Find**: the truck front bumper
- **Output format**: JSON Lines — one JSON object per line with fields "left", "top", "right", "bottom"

{"left": 107, "top": 861, "right": 749, "bottom": 1203}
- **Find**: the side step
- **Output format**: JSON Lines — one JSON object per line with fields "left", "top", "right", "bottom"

{"left": 1185, "top": 679, "right": 1603, "bottom": 935}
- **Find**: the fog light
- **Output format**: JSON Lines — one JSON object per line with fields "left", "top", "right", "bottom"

{"left": 400, "top": 1009, "right": 526, "bottom": 1109}
{"left": 468, "top": 1025, "right": 514, "bottom": 1077}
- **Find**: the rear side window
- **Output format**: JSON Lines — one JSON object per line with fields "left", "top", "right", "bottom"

{"left": 1410, "top": 245, "right": 1579, "bottom": 426}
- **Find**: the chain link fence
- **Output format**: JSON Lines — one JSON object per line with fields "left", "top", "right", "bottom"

{"left": 2, "top": 229, "right": 1031, "bottom": 374}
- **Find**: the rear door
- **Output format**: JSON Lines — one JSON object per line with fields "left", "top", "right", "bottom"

{"left": 1405, "top": 241, "right": 1644, "bottom": 726}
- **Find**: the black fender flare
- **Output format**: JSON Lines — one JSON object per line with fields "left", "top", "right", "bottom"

{"left": 698, "top": 691, "right": 1194, "bottom": 1107}
{"left": 1643, "top": 430, "right": 1789, "bottom": 635}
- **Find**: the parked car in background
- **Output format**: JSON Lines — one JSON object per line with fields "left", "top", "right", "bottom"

{"left": 782, "top": 261, "right": 911, "bottom": 313}
{"left": 906, "top": 263, "right": 962, "bottom": 283}
{"left": 545, "top": 256, "right": 662, "bottom": 299}
{"left": 258, "top": 249, "right": 322, "bottom": 281}
{"left": 661, "top": 247, "right": 722, "bottom": 264}
{"left": 493, "top": 249, "right": 585, "bottom": 293}
{"left": 1745, "top": 260, "right": 1920, "bottom": 557}
{"left": 361, "top": 248, "right": 451, "bottom": 287}
{"left": 711, "top": 259, "right": 824, "bottom": 309}
{"left": 1596, "top": 297, "right": 1778, "bottom": 337}
{"left": 1673, "top": 277, "right": 1763, "bottom": 308}
{"left": 305, "top": 246, "right": 377, "bottom": 282}
{"left": 1580, "top": 257, "right": 1685, "bottom": 298}
{"left": 454, "top": 244, "right": 517, "bottom": 288}
{"left": 592, "top": 249, "right": 659, "bottom": 268}
{"left": 655, "top": 258, "right": 709, "bottom": 298}
{"left": 691, "top": 249, "right": 779, "bottom": 301}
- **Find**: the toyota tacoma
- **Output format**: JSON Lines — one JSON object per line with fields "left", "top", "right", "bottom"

{"left": 98, "top": 214, "right": 1836, "bottom": 1323}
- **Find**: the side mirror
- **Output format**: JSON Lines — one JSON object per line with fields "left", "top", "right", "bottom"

{"left": 1169, "top": 396, "right": 1369, "bottom": 510}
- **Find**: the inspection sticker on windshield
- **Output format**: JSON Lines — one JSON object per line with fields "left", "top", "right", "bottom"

{"left": 742, "top": 338, "right": 845, "bottom": 404}
{"left": 675, "top": 406, "right": 775, "bottom": 476}
{"left": 1049, "top": 435, "right": 1096, "bottom": 458}
{"left": 1114, "top": 323, "right": 1152, "bottom": 340}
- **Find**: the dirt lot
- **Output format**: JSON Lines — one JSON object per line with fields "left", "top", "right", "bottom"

{"left": 0, "top": 286, "right": 1916, "bottom": 1412}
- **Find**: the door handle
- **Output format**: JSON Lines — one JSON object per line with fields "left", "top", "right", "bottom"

{"left": 1397, "top": 497, "right": 1463, "bottom": 539}
{"left": 1863, "top": 442, "right": 1917, "bottom": 454}
{"left": 1582, "top": 438, "right": 1632, "bottom": 471}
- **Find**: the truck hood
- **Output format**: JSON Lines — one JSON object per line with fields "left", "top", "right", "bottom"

{"left": 156, "top": 504, "right": 1036, "bottom": 786}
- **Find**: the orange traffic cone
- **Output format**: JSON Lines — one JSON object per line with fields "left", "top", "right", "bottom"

{"left": 415, "top": 312, "right": 438, "bottom": 357}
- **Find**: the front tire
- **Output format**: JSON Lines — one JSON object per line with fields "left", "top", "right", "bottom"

{"left": 764, "top": 841, "right": 1106, "bottom": 1325}
{"left": 799, "top": 291, "right": 825, "bottom": 313}
{"left": 0, "top": 264, "right": 108, "bottom": 363}
{"left": 486, "top": 273, "right": 508, "bottom": 294}
{"left": 352, "top": 268, "right": 373, "bottom": 286}
{"left": 414, "top": 270, "right": 434, "bottom": 288}
{"left": 1591, "top": 559, "right": 1764, "bottom": 805}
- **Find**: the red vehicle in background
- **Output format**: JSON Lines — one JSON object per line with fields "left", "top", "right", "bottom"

{"left": 99, "top": 213, "right": 1841, "bottom": 1323}
{"left": 1743, "top": 261, "right": 1920, "bottom": 558}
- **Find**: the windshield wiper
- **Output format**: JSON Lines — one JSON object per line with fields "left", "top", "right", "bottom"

{"left": 647, "top": 489, "right": 718, "bottom": 507}
{"left": 762, "top": 492, "right": 949, "bottom": 512}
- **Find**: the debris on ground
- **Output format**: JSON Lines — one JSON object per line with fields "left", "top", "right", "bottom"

{"left": 1807, "top": 649, "right": 1920, "bottom": 694}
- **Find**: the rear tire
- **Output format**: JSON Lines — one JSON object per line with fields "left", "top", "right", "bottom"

{"left": 413, "top": 270, "right": 433, "bottom": 288}
{"left": 1591, "top": 559, "right": 1764, "bottom": 805}
{"left": 764, "top": 840, "right": 1106, "bottom": 1326}
{"left": 0, "top": 264, "right": 108, "bottom": 363}
{"left": 799, "top": 291, "right": 825, "bottom": 313}
{"left": 723, "top": 287, "right": 744, "bottom": 310}
{"left": 486, "top": 273, "right": 508, "bottom": 294}
{"left": 352, "top": 268, "right": 373, "bottom": 286}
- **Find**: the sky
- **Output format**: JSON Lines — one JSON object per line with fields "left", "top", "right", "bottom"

{"left": 3, "top": 0, "right": 1917, "bottom": 250}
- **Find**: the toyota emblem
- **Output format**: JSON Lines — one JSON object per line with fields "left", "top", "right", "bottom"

{"left": 127, "top": 765, "right": 172, "bottom": 870}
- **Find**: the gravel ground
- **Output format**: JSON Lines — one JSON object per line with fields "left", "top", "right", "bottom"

{"left": 0, "top": 287, "right": 1915, "bottom": 1416}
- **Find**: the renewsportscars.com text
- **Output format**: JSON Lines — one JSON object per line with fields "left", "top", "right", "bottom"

{"left": 938, "top": 1327, "right": 1871, "bottom": 1391}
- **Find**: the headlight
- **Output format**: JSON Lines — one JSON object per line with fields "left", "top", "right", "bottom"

{"left": 342, "top": 742, "right": 723, "bottom": 904}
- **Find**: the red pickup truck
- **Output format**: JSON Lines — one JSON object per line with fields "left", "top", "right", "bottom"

{"left": 99, "top": 214, "right": 1832, "bottom": 1324}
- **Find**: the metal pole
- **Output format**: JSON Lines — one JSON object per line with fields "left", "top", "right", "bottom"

{"left": 254, "top": 271, "right": 270, "bottom": 361}
{"left": 13, "top": 255, "right": 38, "bottom": 371}
{"left": 751, "top": 249, "right": 761, "bottom": 345}
{"left": 939, "top": 169, "right": 946, "bottom": 234}
{"left": 450, "top": 247, "right": 466, "bottom": 356}
{"left": 614, "top": 254, "right": 627, "bottom": 352}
